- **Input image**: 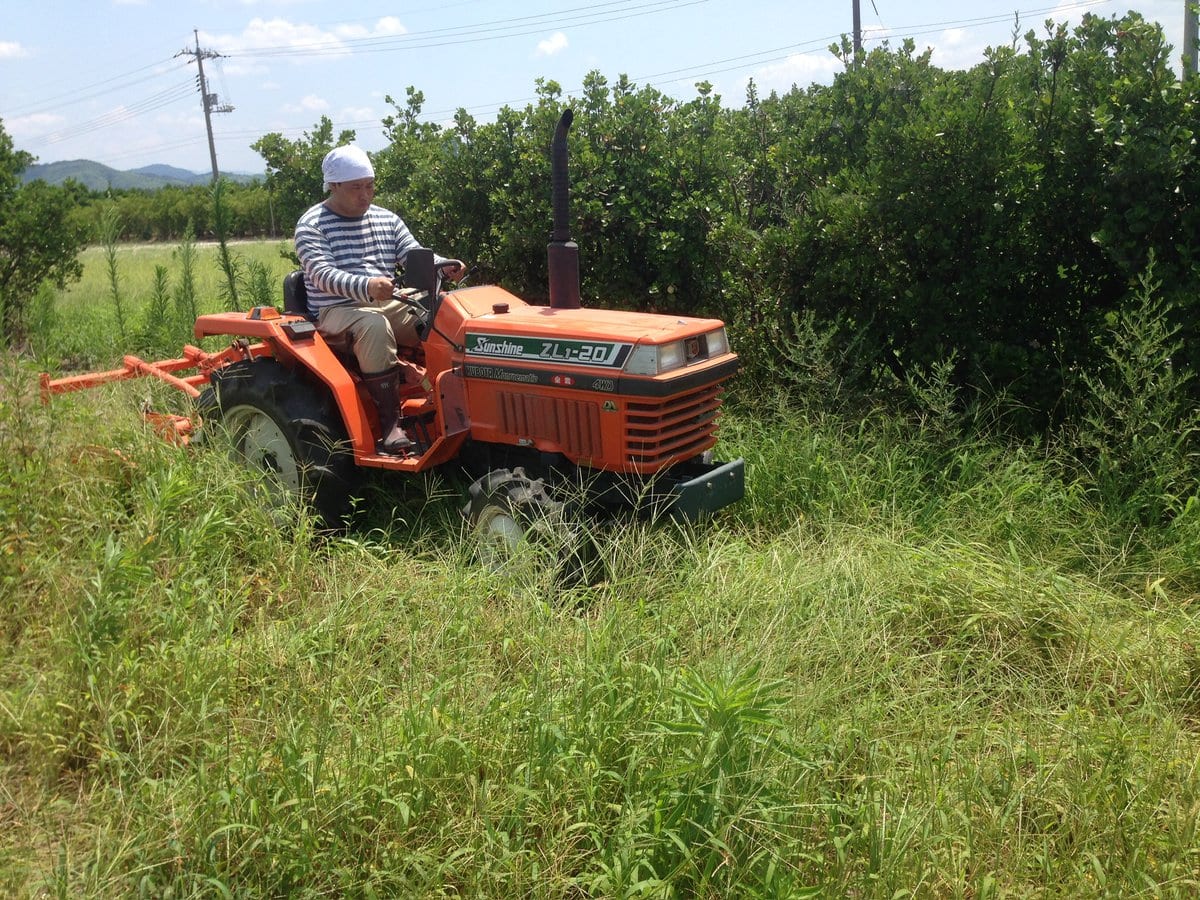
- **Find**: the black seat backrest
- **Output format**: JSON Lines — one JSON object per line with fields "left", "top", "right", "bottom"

{"left": 282, "top": 270, "right": 309, "bottom": 318}
{"left": 404, "top": 248, "right": 441, "bottom": 335}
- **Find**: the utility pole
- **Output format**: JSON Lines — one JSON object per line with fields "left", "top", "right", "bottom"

{"left": 1186, "top": 1, "right": 1198, "bottom": 77}
{"left": 177, "top": 29, "right": 234, "bottom": 182}
{"left": 852, "top": 0, "right": 862, "bottom": 56}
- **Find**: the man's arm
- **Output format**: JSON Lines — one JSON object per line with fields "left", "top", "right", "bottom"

{"left": 392, "top": 216, "right": 465, "bottom": 282}
{"left": 294, "top": 218, "right": 375, "bottom": 304}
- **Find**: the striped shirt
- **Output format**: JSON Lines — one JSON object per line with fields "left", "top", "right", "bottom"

{"left": 294, "top": 202, "right": 441, "bottom": 316}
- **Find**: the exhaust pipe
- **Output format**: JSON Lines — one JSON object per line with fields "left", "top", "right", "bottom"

{"left": 548, "top": 109, "right": 581, "bottom": 310}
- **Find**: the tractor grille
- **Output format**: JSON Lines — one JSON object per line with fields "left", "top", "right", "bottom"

{"left": 499, "top": 393, "right": 603, "bottom": 459}
{"left": 624, "top": 383, "right": 725, "bottom": 468}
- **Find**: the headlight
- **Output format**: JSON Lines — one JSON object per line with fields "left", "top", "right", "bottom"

{"left": 623, "top": 344, "right": 659, "bottom": 375}
{"left": 623, "top": 331, "right": 729, "bottom": 375}
{"left": 623, "top": 340, "right": 684, "bottom": 375}
{"left": 658, "top": 340, "right": 685, "bottom": 373}
{"left": 706, "top": 327, "right": 729, "bottom": 357}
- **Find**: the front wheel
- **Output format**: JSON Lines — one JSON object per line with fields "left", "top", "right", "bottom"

{"left": 198, "top": 359, "right": 357, "bottom": 525}
{"left": 462, "top": 467, "right": 602, "bottom": 587}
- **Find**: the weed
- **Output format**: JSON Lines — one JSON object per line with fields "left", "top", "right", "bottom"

{"left": 173, "top": 226, "right": 200, "bottom": 330}
{"left": 5, "top": 244, "right": 1200, "bottom": 896}
{"left": 211, "top": 180, "right": 243, "bottom": 312}
{"left": 98, "top": 207, "right": 127, "bottom": 344}
{"left": 1077, "top": 261, "right": 1200, "bottom": 524}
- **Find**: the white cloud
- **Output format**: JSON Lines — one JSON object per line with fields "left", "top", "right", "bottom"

{"left": 536, "top": 32, "right": 568, "bottom": 57}
{"left": 7, "top": 112, "right": 63, "bottom": 141}
{"left": 743, "top": 50, "right": 842, "bottom": 94}
{"left": 282, "top": 94, "right": 330, "bottom": 114}
{"left": 927, "top": 27, "right": 993, "bottom": 71}
{"left": 214, "top": 17, "right": 343, "bottom": 56}
{"left": 207, "top": 16, "right": 408, "bottom": 62}
{"left": 940, "top": 27, "right": 971, "bottom": 49}
{"left": 364, "top": 17, "right": 407, "bottom": 37}
{"left": 0, "top": 40, "right": 30, "bottom": 59}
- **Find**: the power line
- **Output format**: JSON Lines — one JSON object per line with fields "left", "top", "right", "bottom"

{"left": 225, "top": 0, "right": 1105, "bottom": 63}
{"left": 91, "top": 133, "right": 236, "bottom": 167}
{"left": 236, "top": 0, "right": 709, "bottom": 58}
{"left": 4, "top": 58, "right": 188, "bottom": 119}
{"left": 6, "top": 0, "right": 707, "bottom": 163}
{"left": 881, "top": 0, "right": 1108, "bottom": 34}
{"left": 9, "top": 0, "right": 1109, "bottom": 124}
{"left": 22, "top": 0, "right": 1122, "bottom": 169}
{"left": 390, "top": 0, "right": 1115, "bottom": 122}
{"left": 3, "top": 4, "right": 678, "bottom": 121}
{"left": 21, "top": 80, "right": 196, "bottom": 150}
{"left": 209, "top": 0, "right": 1117, "bottom": 135}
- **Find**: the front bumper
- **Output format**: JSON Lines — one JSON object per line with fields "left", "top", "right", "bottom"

{"left": 661, "top": 456, "right": 746, "bottom": 522}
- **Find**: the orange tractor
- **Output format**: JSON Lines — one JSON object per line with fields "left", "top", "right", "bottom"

{"left": 41, "top": 111, "right": 744, "bottom": 561}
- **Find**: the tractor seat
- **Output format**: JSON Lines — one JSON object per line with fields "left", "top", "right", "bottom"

{"left": 281, "top": 270, "right": 363, "bottom": 367}
{"left": 282, "top": 270, "right": 313, "bottom": 320}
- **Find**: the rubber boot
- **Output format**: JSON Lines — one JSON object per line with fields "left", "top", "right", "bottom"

{"left": 361, "top": 368, "right": 414, "bottom": 455}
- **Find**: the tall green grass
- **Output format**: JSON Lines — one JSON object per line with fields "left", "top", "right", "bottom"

{"left": 2, "top": 244, "right": 1199, "bottom": 896}
{"left": 31, "top": 238, "right": 295, "bottom": 371}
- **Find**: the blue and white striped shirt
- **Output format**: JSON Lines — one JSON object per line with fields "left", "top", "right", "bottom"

{"left": 294, "top": 202, "right": 440, "bottom": 316}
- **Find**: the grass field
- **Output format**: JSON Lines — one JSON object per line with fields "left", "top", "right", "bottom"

{"left": 2, "top": 242, "right": 1199, "bottom": 896}
{"left": 32, "top": 239, "right": 297, "bottom": 371}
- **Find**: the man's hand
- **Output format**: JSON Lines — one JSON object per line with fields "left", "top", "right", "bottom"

{"left": 439, "top": 259, "right": 467, "bottom": 282}
{"left": 367, "top": 276, "right": 394, "bottom": 301}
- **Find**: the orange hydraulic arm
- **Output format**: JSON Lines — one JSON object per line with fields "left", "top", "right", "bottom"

{"left": 39, "top": 339, "right": 267, "bottom": 445}
{"left": 39, "top": 346, "right": 212, "bottom": 401}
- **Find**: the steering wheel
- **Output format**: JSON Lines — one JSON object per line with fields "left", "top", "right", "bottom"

{"left": 392, "top": 259, "right": 470, "bottom": 338}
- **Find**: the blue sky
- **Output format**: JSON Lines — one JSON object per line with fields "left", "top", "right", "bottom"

{"left": 0, "top": 0, "right": 1187, "bottom": 175}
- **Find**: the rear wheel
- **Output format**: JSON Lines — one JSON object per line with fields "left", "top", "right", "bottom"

{"left": 199, "top": 359, "right": 356, "bottom": 525}
{"left": 463, "top": 467, "right": 602, "bottom": 586}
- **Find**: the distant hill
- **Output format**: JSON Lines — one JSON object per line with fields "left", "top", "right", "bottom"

{"left": 20, "top": 160, "right": 261, "bottom": 191}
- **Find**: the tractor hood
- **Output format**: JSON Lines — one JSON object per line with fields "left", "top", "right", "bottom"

{"left": 447, "top": 285, "right": 726, "bottom": 350}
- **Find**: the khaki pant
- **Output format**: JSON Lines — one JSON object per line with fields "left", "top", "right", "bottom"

{"left": 317, "top": 299, "right": 423, "bottom": 375}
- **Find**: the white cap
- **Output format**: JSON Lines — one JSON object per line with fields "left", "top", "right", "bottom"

{"left": 322, "top": 145, "right": 375, "bottom": 191}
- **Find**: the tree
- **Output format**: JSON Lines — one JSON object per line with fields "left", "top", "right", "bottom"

{"left": 752, "top": 13, "right": 1199, "bottom": 424}
{"left": 252, "top": 117, "right": 357, "bottom": 234}
{"left": 0, "top": 119, "right": 89, "bottom": 346}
